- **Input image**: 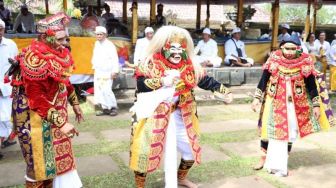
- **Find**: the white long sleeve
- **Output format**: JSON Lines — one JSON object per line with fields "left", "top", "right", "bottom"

{"left": 194, "top": 41, "right": 201, "bottom": 55}
{"left": 91, "top": 39, "right": 119, "bottom": 76}
{"left": 133, "top": 38, "right": 149, "bottom": 65}
{"left": 0, "top": 38, "right": 18, "bottom": 97}
{"left": 196, "top": 39, "right": 218, "bottom": 57}
{"left": 225, "top": 39, "right": 238, "bottom": 57}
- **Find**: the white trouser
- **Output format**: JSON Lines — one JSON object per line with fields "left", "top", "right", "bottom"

{"left": 0, "top": 121, "right": 12, "bottom": 138}
{"left": 164, "top": 109, "right": 194, "bottom": 188}
{"left": 94, "top": 75, "right": 117, "bottom": 109}
{"left": 264, "top": 139, "right": 288, "bottom": 176}
{"left": 25, "top": 170, "right": 82, "bottom": 188}
{"left": 194, "top": 55, "right": 222, "bottom": 68}
{"left": 224, "top": 55, "right": 254, "bottom": 65}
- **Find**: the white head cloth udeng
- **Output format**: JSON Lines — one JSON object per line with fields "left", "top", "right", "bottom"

{"left": 0, "top": 19, "right": 5, "bottom": 28}
{"left": 232, "top": 27, "right": 241, "bottom": 34}
{"left": 95, "top": 26, "right": 107, "bottom": 34}
{"left": 281, "top": 23, "right": 290, "bottom": 30}
{"left": 144, "top": 27, "right": 154, "bottom": 34}
{"left": 203, "top": 28, "right": 211, "bottom": 35}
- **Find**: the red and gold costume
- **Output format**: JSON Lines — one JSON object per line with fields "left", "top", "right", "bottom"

{"left": 129, "top": 26, "right": 231, "bottom": 187}
{"left": 254, "top": 34, "right": 322, "bottom": 176}
{"left": 11, "top": 13, "right": 82, "bottom": 188}
{"left": 255, "top": 50, "right": 320, "bottom": 140}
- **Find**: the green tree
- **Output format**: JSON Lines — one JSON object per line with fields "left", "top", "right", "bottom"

{"left": 260, "top": 3, "right": 336, "bottom": 24}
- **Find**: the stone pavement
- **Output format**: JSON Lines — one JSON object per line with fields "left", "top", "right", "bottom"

{"left": 279, "top": 164, "right": 336, "bottom": 188}
{"left": 200, "top": 119, "right": 255, "bottom": 133}
{"left": 199, "top": 176, "right": 275, "bottom": 188}
{"left": 1, "top": 104, "right": 336, "bottom": 188}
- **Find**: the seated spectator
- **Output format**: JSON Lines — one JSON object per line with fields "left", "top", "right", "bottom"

{"left": 194, "top": 28, "right": 222, "bottom": 68}
{"left": 155, "top": 4, "right": 166, "bottom": 27}
{"left": 133, "top": 27, "right": 154, "bottom": 66}
{"left": 278, "top": 24, "right": 291, "bottom": 42}
{"left": 259, "top": 29, "right": 272, "bottom": 40}
{"left": 13, "top": 5, "right": 34, "bottom": 33}
{"left": 0, "top": 0, "right": 11, "bottom": 31}
{"left": 81, "top": 6, "right": 99, "bottom": 31}
{"left": 224, "top": 27, "right": 254, "bottom": 67}
{"left": 102, "top": 3, "right": 114, "bottom": 24}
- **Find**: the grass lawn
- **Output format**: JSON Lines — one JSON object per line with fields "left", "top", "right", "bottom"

{"left": 5, "top": 101, "right": 336, "bottom": 188}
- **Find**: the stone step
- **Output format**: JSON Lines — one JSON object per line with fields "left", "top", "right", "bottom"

{"left": 199, "top": 176, "right": 275, "bottom": 188}
{"left": 112, "top": 67, "right": 264, "bottom": 90}
{"left": 113, "top": 84, "right": 256, "bottom": 99}
{"left": 87, "top": 92, "right": 254, "bottom": 110}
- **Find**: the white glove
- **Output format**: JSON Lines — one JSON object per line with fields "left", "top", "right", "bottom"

{"left": 161, "top": 76, "right": 177, "bottom": 87}
{"left": 164, "top": 70, "right": 180, "bottom": 78}
{"left": 161, "top": 70, "right": 180, "bottom": 87}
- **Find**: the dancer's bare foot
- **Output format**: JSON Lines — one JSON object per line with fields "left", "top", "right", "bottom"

{"left": 178, "top": 178, "right": 198, "bottom": 188}
{"left": 253, "top": 156, "right": 266, "bottom": 170}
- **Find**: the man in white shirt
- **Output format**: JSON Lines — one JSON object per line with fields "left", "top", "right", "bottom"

{"left": 224, "top": 27, "right": 254, "bottom": 67}
{"left": 13, "top": 5, "right": 35, "bottom": 33}
{"left": 133, "top": 27, "right": 154, "bottom": 66}
{"left": 194, "top": 28, "right": 222, "bottom": 68}
{"left": 315, "top": 31, "right": 331, "bottom": 75}
{"left": 92, "top": 26, "right": 119, "bottom": 116}
{"left": 278, "top": 24, "right": 291, "bottom": 42}
{"left": 0, "top": 19, "right": 18, "bottom": 159}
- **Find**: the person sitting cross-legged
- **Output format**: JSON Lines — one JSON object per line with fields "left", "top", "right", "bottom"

{"left": 194, "top": 28, "right": 222, "bottom": 68}
{"left": 224, "top": 27, "right": 254, "bottom": 67}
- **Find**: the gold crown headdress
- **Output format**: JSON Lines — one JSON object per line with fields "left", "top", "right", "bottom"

{"left": 169, "top": 32, "right": 187, "bottom": 45}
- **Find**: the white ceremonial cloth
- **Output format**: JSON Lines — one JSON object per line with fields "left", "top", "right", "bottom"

{"left": 286, "top": 77, "right": 298, "bottom": 142}
{"left": 130, "top": 86, "right": 175, "bottom": 119}
{"left": 264, "top": 139, "right": 288, "bottom": 176}
{"left": 164, "top": 109, "right": 194, "bottom": 188}
{"left": 53, "top": 170, "right": 82, "bottom": 188}
{"left": 93, "top": 77, "right": 117, "bottom": 109}
{"left": 92, "top": 39, "right": 119, "bottom": 109}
